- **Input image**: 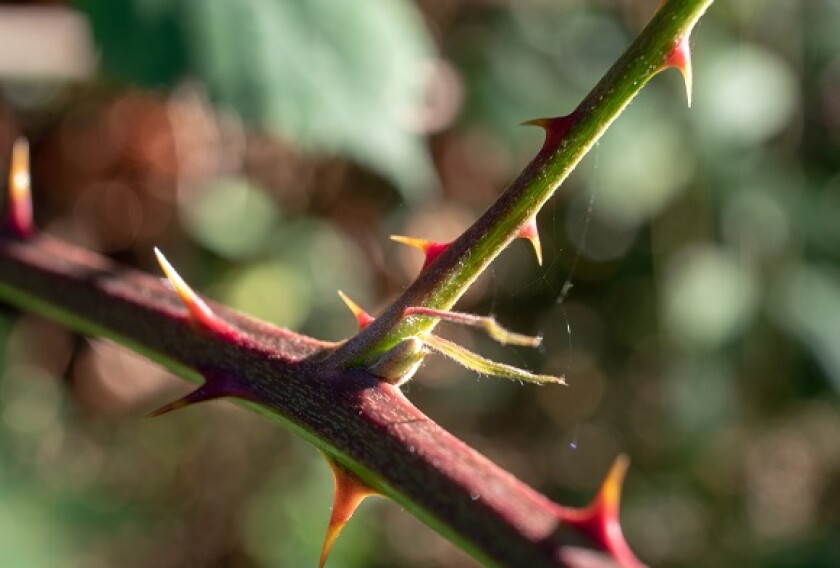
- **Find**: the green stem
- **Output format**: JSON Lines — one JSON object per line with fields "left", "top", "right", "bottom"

{"left": 330, "top": 0, "right": 712, "bottom": 366}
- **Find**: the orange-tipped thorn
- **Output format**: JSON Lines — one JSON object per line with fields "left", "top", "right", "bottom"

{"left": 390, "top": 235, "right": 450, "bottom": 270}
{"left": 154, "top": 248, "right": 239, "bottom": 339}
{"left": 320, "top": 456, "right": 378, "bottom": 568}
{"left": 517, "top": 216, "right": 543, "bottom": 266}
{"left": 4, "top": 138, "right": 33, "bottom": 238}
{"left": 337, "top": 290, "right": 375, "bottom": 330}
{"left": 663, "top": 35, "right": 693, "bottom": 107}
{"left": 556, "top": 455, "right": 643, "bottom": 568}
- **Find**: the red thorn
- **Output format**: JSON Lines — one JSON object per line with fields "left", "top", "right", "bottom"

{"left": 154, "top": 248, "right": 240, "bottom": 340}
{"left": 147, "top": 373, "right": 254, "bottom": 417}
{"left": 390, "top": 235, "right": 450, "bottom": 270}
{"left": 522, "top": 113, "right": 577, "bottom": 152}
{"left": 517, "top": 216, "right": 542, "bottom": 266}
{"left": 320, "top": 456, "right": 377, "bottom": 568}
{"left": 662, "top": 35, "right": 693, "bottom": 107}
{"left": 4, "top": 138, "right": 33, "bottom": 238}
{"left": 337, "top": 290, "right": 374, "bottom": 330}
{"left": 556, "top": 455, "right": 644, "bottom": 568}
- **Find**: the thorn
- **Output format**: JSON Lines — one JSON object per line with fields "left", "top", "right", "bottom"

{"left": 337, "top": 290, "right": 375, "bottom": 330}
{"left": 320, "top": 456, "right": 377, "bottom": 568}
{"left": 147, "top": 386, "right": 216, "bottom": 417}
{"left": 4, "top": 137, "right": 33, "bottom": 238}
{"left": 517, "top": 215, "right": 542, "bottom": 266}
{"left": 404, "top": 307, "right": 542, "bottom": 347}
{"left": 556, "top": 455, "right": 644, "bottom": 568}
{"left": 522, "top": 113, "right": 577, "bottom": 151}
{"left": 154, "top": 247, "right": 239, "bottom": 339}
{"left": 663, "top": 35, "right": 693, "bottom": 107}
{"left": 390, "top": 235, "right": 450, "bottom": 270}
{"left": 147, "top": 373, "right": 255, "bottom": 417}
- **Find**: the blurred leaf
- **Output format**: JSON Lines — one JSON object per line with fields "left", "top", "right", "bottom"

{"left": 666, "top": 358, "right": 736, "bottom": 441}
{"left": 243, "top": 456, "right": 377, "bottom": 568}
{"left": 75, "top": 0, "right": 190, "bottom": 86}
{"left": 79, "top": 0, "right": 435, "bottom": 197}
{"left": 456, "top": 5, "right": 626, "bottom": 139}
{"left": 0, "top": 314, "right": 10, "bottom": 370}
{"left": 585, "top": 99, "right": 696, "bottom": 226}
{"left": 269, "top": 219, "right": 372, "bottom": 340}
{"left": 663, "top": 246, "right": 758, "bottom": 350}
{"left": 218, "top": 260, "right": 311, "bottom": 329}
{"left": 0, "top": 480, "right": 75, "bottom": 567}
{"left": 774, "top": 265, "right": 840, "bottom": 394}
{"left": 696, "top": 43, "right": 798, "bottom": 146}
{"left": 181, "top": 176, "right": 279, "bottom": 260}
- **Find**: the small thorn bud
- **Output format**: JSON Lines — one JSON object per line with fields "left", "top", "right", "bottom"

{"left": 517, "top": 216, "right": 543, "bottom": 266}
{"left": 390, "top": 235, "right": 450, "bottom": 270}
{"left": 370, "top": 337, "right": 425, "bottom": 386}
{"left": 154, "top": 247, "right": 239, "bottom": 339}
{"left": 522, "top": 114, "right": 577, "bottom": 151}
{"left": 556, "top": 455, "right": 643, "bottom": 568}
{"left": 337, "top": 290, "right": 375, "bottom": 330}
{"left": 320, "top": 456, "right": 377, "bottom": 568}
{"left": 4, "top": 137, "right": 33, "bottom": 238}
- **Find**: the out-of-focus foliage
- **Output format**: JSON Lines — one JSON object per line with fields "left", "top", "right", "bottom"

{"left": 77, "top": 0, "right": 435, "bottom": 198}
{"left": 1, "top": 1, "right": 840, "bottom": 567}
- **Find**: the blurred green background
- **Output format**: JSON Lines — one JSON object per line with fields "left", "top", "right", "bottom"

{"left": 1, "top": 0, "right": 839, "bottom": 566}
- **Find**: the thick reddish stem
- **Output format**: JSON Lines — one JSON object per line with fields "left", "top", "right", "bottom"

{"left": 0, "top": 234, "right": 620, "bottom": 567}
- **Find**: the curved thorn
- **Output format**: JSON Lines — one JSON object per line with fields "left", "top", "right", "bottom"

{"left": 556, "top": 455, "right": 644, "bottom": 568}
{"left": 517, "top": 216, "right": 543, "bottom": 266}
{"left": 390, "top": 235, "right": 450, "bottom": 270}
{"left": 320, "top": 456, "right": 377, "bottom": 568}
{"left": 404, "top": 307, "right": 542, "bottom": 347}
{"left": 154, "top": 248, "right": 239, "bottom": 339}
{"left": 337, "top": 290, "right": 375, "bottom": 330}
{"left": 423, "top": 334, "right": 564, "bottom": 385}
{"left": 4, "top": 137, "right": 33, "bottom": 238}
